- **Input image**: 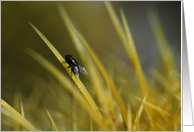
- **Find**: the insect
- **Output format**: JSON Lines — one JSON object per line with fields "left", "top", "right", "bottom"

{"left": 65, "top": 54, "right": 88, "bottom": 79}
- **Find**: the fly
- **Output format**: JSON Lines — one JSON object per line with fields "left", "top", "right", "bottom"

{"left": 65, "top": 54, "right": 88, "bottom": 79}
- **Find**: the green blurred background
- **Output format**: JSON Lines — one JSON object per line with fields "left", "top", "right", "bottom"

{"left": 1, "top": 1, "right": 181, "bottom": 110}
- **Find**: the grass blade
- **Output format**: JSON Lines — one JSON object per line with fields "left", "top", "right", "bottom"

{"left": 139, "top": 96, "right": 155, "bottom": 130}
{"left": 1, "top": 99, "right": 39, "bottom": 131}
{"left": 57, "top": 2, "right": 128, "bottom": 128}
{"left": 135, "top": 96, "right": 172, "bottom": 118}
{"left": 72, "top": 99, "right": 78, "bottom": 131}
{"left": 67, "top": 18, "right": 129, "bottom": 127}
{"left": 19, "top": 95, "right": 25, "bottom": 118}
{"left": 127, "top": 104, "right": 132, "bottom": 131}
{"left": 26, "top": 48, "right": 107, "bottom": 130}
{"left": 90, "top": 115, "right": 93, "bottom": 131}
{"left": 132, "top": 93, "right": 147, "bottom": 131}
{"left": 19, "top": 95, "right": 26, "bottom": 131}
{"left": 145, "top": 117, "right": 167, "bottom": 131}
{"left": 29, "top": 22, "right": 65, "bottom": 64}
{"left": 104, "top": 1, "right": 127, "bottom": 50}
{"left": 165, "top": 106, "right": 181, "bottom": 130}
{"left": 45, "top": 108, "right": 59, "bottom": 131}
{"left": 146, "top": 5, "right": 179, "bottom": 92}
{"left": 57, "top": 2, "right": 107, "bottom": 113}
{"left": 120, "top": 9, "right": 149, "bottom": 97}
{"left": 29, "top": 23, "right": 105, "bottom": 125}
{"left": 104, "top": 1, "right": 149, "bottom": 97}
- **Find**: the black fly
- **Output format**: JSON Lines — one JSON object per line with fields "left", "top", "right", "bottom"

{"left": 65, "top": 54, "right": 88, "bottom": 79}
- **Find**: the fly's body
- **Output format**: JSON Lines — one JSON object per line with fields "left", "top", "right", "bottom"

{"left": 65, "top": 54, "right": 88, "bottom": 79}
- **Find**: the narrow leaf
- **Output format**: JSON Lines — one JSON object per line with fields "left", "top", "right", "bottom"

{"left": 132, "top": 93, "right": 147, "bottom": 131}
{"left": 45, "top": 108, "right": 59, "bottom": 131}
{"left": 1, "top": 99, "right": 39, "bottom": 131}
{"left": 26, "top": 48, "right": 106, "bottom": 129}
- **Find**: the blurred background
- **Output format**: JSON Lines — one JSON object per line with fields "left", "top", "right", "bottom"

{"left": 1, "top": 1, "right": 181, "bottom": 131}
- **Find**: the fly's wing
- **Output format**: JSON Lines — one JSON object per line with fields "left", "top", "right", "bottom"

{"left": 72, "top": 66, "right": 79, "bottom": 79}
{"left": 77, "top": 63, "right": 88, "bottom": 75}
